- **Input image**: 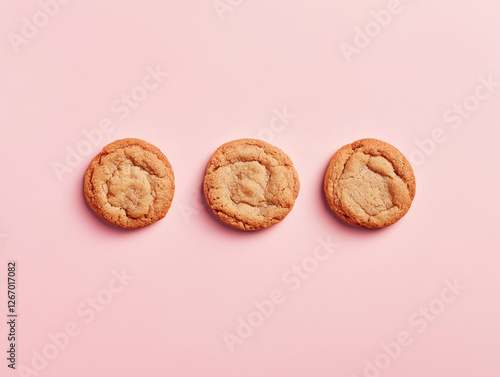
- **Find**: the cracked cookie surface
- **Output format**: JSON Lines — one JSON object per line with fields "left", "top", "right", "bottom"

{"left": 204, "top": 139, "right": 300, "bottom": 231}
{"left": 324, "top": 138, "right": 416, "bottom": 229}
{"left": 84, "top": 138, "right": 175, "bottom": 229}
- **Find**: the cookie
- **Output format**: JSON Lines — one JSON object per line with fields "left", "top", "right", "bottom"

{"left": 84, "top": 138, "right": 175, "bottom": 229}
{"left": 203, "top": 139, "right": 300, "bottom": 231}
{"left": 324, "top": 138, "right": 416, "bottom": 229}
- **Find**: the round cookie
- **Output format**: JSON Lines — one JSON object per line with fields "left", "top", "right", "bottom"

{"left": 204, "top": 139, "right": 300, "bottom": 231}
{"left": 84, "top": 138, "right": 175, "bottom": 229}
{"left": 324, "top": 138, "right": 416, "bottom": 229}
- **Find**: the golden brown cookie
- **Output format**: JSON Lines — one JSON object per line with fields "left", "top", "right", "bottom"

{"left": 203, "top": 139, "right": 300, "bottom": 231}
{"left": 324, "top": 138, "right": 416, "bottom": 229}
{"left": 84, "top": 138, "right": 175, "bottom": 229}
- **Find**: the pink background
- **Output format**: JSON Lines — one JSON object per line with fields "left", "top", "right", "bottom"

{"left": 1, "top": 0, "right": 500, "bottom": 376}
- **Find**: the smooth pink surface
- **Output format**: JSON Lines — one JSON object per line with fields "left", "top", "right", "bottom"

{"left": 1, "top": 1, "right": 500, "bottom": 376}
